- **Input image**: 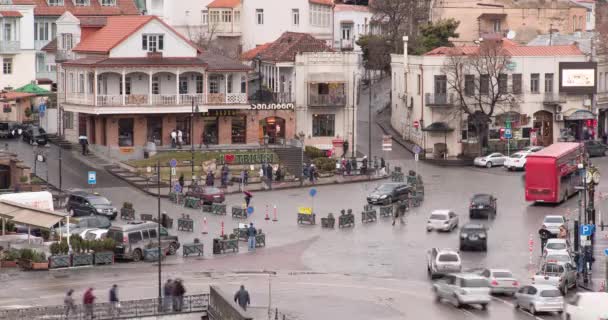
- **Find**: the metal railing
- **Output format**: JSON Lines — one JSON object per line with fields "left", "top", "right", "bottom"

{"left": 308, "top": 94, "right": 346, "bottom": 106}
{"left": 425, "top": 93, "right": 454, "bottom": 106}
{"left": 0, "top": 40, "right": 20, "bottom": 54}
{"left": 151, "top": 94, "right": 177, "bottom": 105}
{"left": 0, "top": 294, "right": 209, "bottom": 320}
{"left": 250, "top": 91, "right": 293, "bottom": 104}
{"left": 180, "top": 93, "right": 205, "bottom": 105}
{"left": 97, "top": 95, "right": 122, "bottom": 106}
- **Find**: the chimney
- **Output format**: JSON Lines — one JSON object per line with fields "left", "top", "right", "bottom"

{"left": 403, "top": 36, "right": 409, "bottom": 65}
{"left": 147, "top": 51, "right": 163, "bottom": 59}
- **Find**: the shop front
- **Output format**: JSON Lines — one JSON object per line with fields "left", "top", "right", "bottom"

{"left": 532, "top": 110, "right": 554, "bottom": 146}
{"left": 560, "top": 109, "right": 596, "bottom": 141}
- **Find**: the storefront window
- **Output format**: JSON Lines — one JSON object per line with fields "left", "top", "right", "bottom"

{"left": 118, "top": 118, "right": 134, "bottom": 147}
{"left": 146, "top": 116, "right": 162, "bottom": 146}
{"left": 312, "top": 114, "right": 335, "bottom": 137}
{"left": 203, "top": 117, "right": 218, "bottom": 145}
{"left": 231, "top": 116, "right": 246, "bottom": 144}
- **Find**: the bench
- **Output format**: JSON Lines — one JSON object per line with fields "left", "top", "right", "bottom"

{"left": 169, "top": 192, "right": 184, "bottom": 205}
{"left": 121, "top": 208, "right": 135, "bottom": 220}
{"left": 232, "top": 206, "right": 247, "bottom": 219}
{"left": 379, "top": 205, "right": 393, "bottom": 217}
{"left": 177, "top": 217, "right": 194, "bottom": 232}
{"left": 212, "top": 203, "right": 227, "bottom": 215}
{"left": 202, "top": 204, "right": 213, "bottom": 213}
{"left": 361, "top": 209, "right": 377, "bottom": 223}
{"left": 255, "top": 233, "right": 266, "bottom": 247}
{"left": 338, "top": 210, "right": 355, "bottom": 228}
{"left": 184, "top": 197, "right": 201, "bottom": 209}
{"left": 321, "top": 214, "right": 335, "bottom": 228}
{"left": 217, "top": 237, "right": 239, "bottom": 253}
{"left": 233, "top": 227, "right": 248, "bottom": 242}
{"left": 297, "top": 213, "right": 316, "bottom": 225}
{"left": 140, "top": 214, "right": 153, "bottom": 222}
{"left": 182, "top": 243, "right": 204, "bottom": 257}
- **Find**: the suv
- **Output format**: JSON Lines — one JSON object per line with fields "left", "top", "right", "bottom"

{"left": 433, "top": 273, "right": 491, "bottom": 309}
{"left": 427, "top": 248, "right": 462, "bottom": 279}
{"left": 66, "top": 191, "right": 118, "bottom": 220}
{"left": 22, "top": 125, "right": 48, "bottom": 145}
{"left": 106, "top": 221, "right": 180, "bottom": 262}
{"left": 469, "top": 194, "right": 497, "bottom": 219}
{"left": 533, "top": 262, "right": 577, "bottom": 295}
{"left": 459, "top": 223, "right": 488, "bottom": 251}
{"left": 186, "top": 186, "right": 225, "bottom": 205}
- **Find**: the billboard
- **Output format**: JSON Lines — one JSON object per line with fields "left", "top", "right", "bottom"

{"left": 559, "top": 62, "right": 597, "bottom": 94}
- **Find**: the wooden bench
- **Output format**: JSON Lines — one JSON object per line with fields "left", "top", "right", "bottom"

{"left": 233, "top": 227, "right": 248, "bottom": 242}
{"left": 232, "top": 206, "right": 247, "bottom": 219}
{"left": 321, "top": 214, "right": 335, "bottom": 228}
{"left": 177, "top": 217, "right": 194, "bottom": 232}
{"left": 297, "top": 213, "right": 316, "bottom": 225}
{"left": 182, "top": 243, "right": 204, "bottom": 257}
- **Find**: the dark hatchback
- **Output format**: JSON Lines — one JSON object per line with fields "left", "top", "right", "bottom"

{"left": 22, "top": 125, "right": 48, "bottom": 145}
{"left": 585, "top": 140, "right": 607, "bottom": 157}
{"left": 366, "top": 183, "right": 410, "bottom": 205}
{"left": 469, "top": 194, "right": 497, "bottom": 219}
{"left": 186, "top": 186, "right": 225, "bottom": 204}
{"left": 66, "top": 191, "right": 118, "bottom": 220}
{"left": 460, "top": 223, "right": 488, "bottom": 251}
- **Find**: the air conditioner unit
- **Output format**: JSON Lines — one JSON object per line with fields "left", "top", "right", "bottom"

{"left": 583, "top": 99, "right": 591, "bottom": 107}
{"left": 555, "top": 113, "right": 564, "bottom": 121}
{"left": 555, "top": 105, "right": 562, "bottom": 113}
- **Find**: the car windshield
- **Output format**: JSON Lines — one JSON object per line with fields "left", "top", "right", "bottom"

{"left": 543, "top": 264, "right": 565, "bottom": 274}
{"left": 547, "top": 243, "right": 567, "bottom": 250}
{"left": 461, "top": 279, "right": 489, "bottom": 288}
{"left": 510, "top": 153, "right": 524, "bottom": 159}
{"left": 544, "top": 217, "right": 564, "bottom": 223}
{"left": 376, "top": 184, "right": 396, "bottom": 192}
{"left": 546, "top": 254, "right": 570, "bottom": 263}
{"left": 473, "top": 195, "right": 490, "bottom": 203}
{"left": 106, "top": 229, "right": 123, "bottom": 243}
{"left": 463, "top": 226, "right": 485, "bottom": 232}
{"left": 89, "top": 197, "right": 111, "bottom": 205}
{"left": 205, "top": 187, "right": 221, "bottom": 194}
{"left": 540, "top": 289, "right": 562, "bottom": 298}
{"left": 492, "top": 271, "right": 513, "bottom": 278}
{"left": 429, "top": 214, "right": 447, "bottom": 220}
{"left": 438, "top": 253, "right": 459, "bottom": 262}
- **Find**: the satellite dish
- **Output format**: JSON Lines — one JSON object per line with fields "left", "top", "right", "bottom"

{"left": 506, "top": 30, "right": 517, "bottom": 40}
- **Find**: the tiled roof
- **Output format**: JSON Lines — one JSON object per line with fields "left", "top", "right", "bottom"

{"left": 40, "top": 38, "right": 57, "bottom": 52}
{"left": 207, "top": 0, "right": 240, "bottom": 8}
{"left": 334, "top": 4, "right": 369, "bottom": 12}
{"left": 200, "top": 51, "right": 252, "bottom": 71}
{"left": 242, "top": 32, "right": 332, "bottom": 62}
{"left": 309, "top": 0, "right": 333, "bottom": 5}
{"left": 79, "top": 16, "right": 107, "bottom": 27}
{"left": 240, "top": 43, "right": 271, "bottom": 60}
{"left": 63, "top": 54, "right": 251, "bottom": 71}
{"left": 0, "top": 92, "right": 35, "bottom": 101}
{"left": 72, "top": 15, "right": 153, "bottom": 53}
{"left": 0, "top": 11, "right": 23, "bottom": 17}
{"left": 11, "top": 0, "right": 35, "bottom": 4}
{"left": 425, "top": 39, "right": 584, "bottom": 57}
{"left": 33, "top": 0, "right": 139, "bottom": 16}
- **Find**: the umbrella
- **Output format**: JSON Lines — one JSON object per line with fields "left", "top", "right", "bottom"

{"left": 243, "top": 191, "right": 253, "bottom": 197}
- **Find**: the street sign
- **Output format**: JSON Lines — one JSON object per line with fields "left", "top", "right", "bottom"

{"left": 171, "top": 167, "right": 176, "bottom": 176}
{"left": 87, "top": 171, "right": 96, "bottom": 185}
{"left": 414, "top": 153, "right": 419, "bottom": 162}
{"left": 169, "top": 159, "right": 177, "bottom": 168}
{"left": 309, "top": 188, "right": 317, "bottom": 197}
{"left": 604, "top": 248, "right": 608, "bottom": 256}
{"left": 247, "top": 206, "right": 254, "bottom": 215}
{"left": 413, "top": 145, "right": 422, "bottom": 155}
{"left": 504, "top": 128, "right": 512, "bottom": 139}
{"left": 580, "top": 224, "right": 595, "bottom": 236}
{"left": 382, "top": 135, "right": 392, "bottom": 151}
{"left": 413, "top": 120, "right": 419, "bottom": 129}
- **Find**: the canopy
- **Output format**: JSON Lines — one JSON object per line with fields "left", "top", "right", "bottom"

{"left": 14, "top": 83, "right": 51, "bottom": 96}
{"left": 422, "top": 122, "right": 454, "bottom": 132}
{"left": 562, "top": 108, "right": 595, "bottom": 121}
{"left": 0, "top": 200, "right": 66, "bottom": 229}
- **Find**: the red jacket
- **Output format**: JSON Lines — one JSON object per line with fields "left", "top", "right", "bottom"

{"left": 84, "top": 290, "right": 95, "bottom": 305}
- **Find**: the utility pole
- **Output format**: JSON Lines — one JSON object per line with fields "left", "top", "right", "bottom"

{"left": 367, "top": 69, "right": 372, "bottom": 168}
{"left": 156, "top": 160, "right": 162, "bottom": 308}
{"left": 58, "top": 146, "right": 63, "bottom": 192}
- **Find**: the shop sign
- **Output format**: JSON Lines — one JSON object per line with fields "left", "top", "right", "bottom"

{"left": 201, "top": 109, "right": 239, "bottom": 117}
{"left": 119, "top": 147, "right": 134, "bottom": 154}
{"left": 217, "top": 152, "right": 274, "bottom": 165}
{"left": 250, "top": 103, "right": 295, "bottom": 110}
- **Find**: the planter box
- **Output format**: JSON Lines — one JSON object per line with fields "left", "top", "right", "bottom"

{"left": 1, "top": 260, "right": 18, "bottom": 268}
{"left": 49, "top": 255, "right": 71, "bottom": 268}
{"left": 94, "top": 252, "right": 114, "bottom": 265}
{"left": 144, "top": 248, "right": 165, "bottom": 262}
{"left": 72, "top": 253, "right": 93, "bottom": 266}
{"left": 20, "top": 259, "right": 49, "bottom": 270}
{"left": 120, "top": 208, "right": 135, "bottom": 220}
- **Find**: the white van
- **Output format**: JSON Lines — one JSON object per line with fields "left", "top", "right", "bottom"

{"left": 0, "top": 191, "right": 54, "bottom": 211}
{"left": 564, "top": 292, "right": 608, "bottom": 320}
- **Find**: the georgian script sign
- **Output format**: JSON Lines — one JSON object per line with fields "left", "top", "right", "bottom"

{"left": 250, "top": 103, "right": 294, "bottom": 110}
{"left": 217, "top": 152, "right": 275, "bottom": 164}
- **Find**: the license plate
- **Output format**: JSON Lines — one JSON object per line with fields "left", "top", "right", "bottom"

{"left": 478, "top": 205, "right": 483, "bottom": 209}
{"left": 470, "top": 236, "right": 478, "bottom": 240}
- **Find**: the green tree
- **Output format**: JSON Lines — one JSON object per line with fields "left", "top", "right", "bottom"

{"left": 356, "top": 35, "right": 392, "bottom": 72}
{"left": 414, "top": 19, "right": 460, "bottom": 55}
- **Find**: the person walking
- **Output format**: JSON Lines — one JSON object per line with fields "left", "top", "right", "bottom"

{"left": 79, "top": 135, "right": 89, "bottom": 156}
{"left": 538, "top": 226, "right": 551, "bottom": 256}
{"left": 380, "top": 157, "right": 386, "bottom": 175}
{"left": 177, "top": 129, "right": 183, "bottom": 149}
{"left": 244, "top": 191, "right": 252, "bottom": 207}
{"left": 247, "top": 222, "right": 257, "bottom": 251}
{"left": 233, "top": 285, "right": 250, "bottom": 311}
{"left": 170, "top": 129, "right": 177, "bottom": 148}
{"left": 83, "top": 287, "right": 96, "bottom": 319}
{"left": 63, "top": 289, "right": 76, "bottom": 319}
{"left": 178, "top": 174, "right": 185, "bottom": 191}
{"left": 221, "top": 164, "right": 229, "bottom": 187}
{"left": 392, "top": 200, "right": 406, "bottom": 226}
{"left": 361, "top": 156, "right": 368, "bottom": 175}
{"left": 266, "top": 165, "right": 273, "bottom": 190}
{"left": 172, "top": 279, "right": 185, "bottom": 312}
{"left": 342, "top": 140, "right": 349, "bottom": 158}
{"left": 351, "top": 158, "right": 358, "bottom": 175}
{"left": 108, "top": 284, "right": 120, "bottom": 318}
{"left": 163, "top": 279, "right": 174, "bottom": 312}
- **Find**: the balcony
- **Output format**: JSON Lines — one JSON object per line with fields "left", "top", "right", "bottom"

{"left": 542, "top": 92, "right": 567, "bottom": 105}
{"left": 425, "top": 93, "right": 455, "bottom": 107}
{"left": 308, "top": 94, "right": 346, "bottom": 107}
{"left": 210, "top": 22, "right": 241, "bottom": 37}
{"left": 93, "top": 94, "right": 207, "bottom": 107}
{"left": 56, "top": 50, "right": 77, "bottom": 62}
{"left": 250, "top": 90, "right": 294, "bottom": 104}
{"left": 0, "top": 41, "right": 20, "bottom": 54}
{"left": 339, "top": 39, "right": 354, "bottom": 51}
{"left": 597, "top": 92, "right": 608, "bottom": 104}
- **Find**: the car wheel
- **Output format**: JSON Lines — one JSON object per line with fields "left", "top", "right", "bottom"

{"left": 561, "top": 283, "right": 568, "bottom": 295}
{"left": 513, "top": 300, "right": 519, "bottom": 309}
{"left": 530, "top": 304, "right": 537, "bottom": 315}
{"left": 481, "top": 304, "right": 487, "bottom": 311}
{"left": 132, "top": 249, "right": 143, "bottom": 262}
{"left": 459, "top": 244, "right": 465, "bottom": 251}
{"left": 452, "top": 295, "right": 461, "bottom": 308}
{"left": 168, "top": 243, "right": 177, "bottom": 255}
{"left": 482, "top": 244, "right": 487, "bottom": 251}
{"left": 486, "top": 162, "right": 493, "bottom": 168}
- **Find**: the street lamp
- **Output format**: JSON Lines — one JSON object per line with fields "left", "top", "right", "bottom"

{"left": 191, "top": 99, "right": 199, "bottom": 181}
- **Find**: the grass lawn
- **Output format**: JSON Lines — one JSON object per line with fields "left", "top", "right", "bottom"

{"left": 125, "top": 149, "right": 278, "bottom": 168}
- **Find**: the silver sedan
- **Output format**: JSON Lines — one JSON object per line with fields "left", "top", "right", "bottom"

{"left": 479, "top": 268, "right": 519, "bottom": 295}
{"left": 473, "top": 153, "right": 507, "bottom": 168}
{"left": 514, "top": 284, "right": 564, "bottom": 315}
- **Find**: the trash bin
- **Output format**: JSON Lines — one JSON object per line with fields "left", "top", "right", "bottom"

{"left": 161, "top": 213, "right": 170, "bottom": 228}
{"left": 213, "top": 238, "right": 221, "bottom": 254}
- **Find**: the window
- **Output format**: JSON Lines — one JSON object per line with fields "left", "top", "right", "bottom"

{"left": 36, "top": 54, "right": 45, "bottom": 72}
{"left": 152, "top": 76, "right": 160, "bottom": 94}
{"left": 241, "top": 76, "right": 246, "bottom": 93}
{"left": 47, "top": 0, "right": 63, "bottom": 6}
{"left": 128, "top": 231, "right": 142, "bottom": 243}
{"left": 196, "top": 75, "right": 203, "bottom": 94}
{"left": 480, "top": 74, "right": 489, "bottom": 95}
{"left": 221, "top": 10, "right": 232, "bottom": 23}
{"left": 141, "top": 230, "right": 149, "bottom": 240}
{"left": 317, "top": 83, "right": 329, "bottom": 95}
{"left": 179, "top": 76, "right": 188, "bottom": 94}
{"left": 101, "top": 0, "right": 115, "bottom": 6}
{"left": 312, "top": 114, "right": 335, "bottom": 137}
{"left": 118, "top": 118, "right": 134, "bottom": 147}
{"left": 512, "top": 73, "right": 522, "bottom": 94}
{"left": 234, "top": 10, "right": 240, "bottom": 23}
{"left": 142, "top": 34, "right": 164, "bottom": 52}
{"left": 3, "top": 23, "right": 11, "bottom": 41}
{"left": 209, "top": 11, "right": 219, "bottom": 24}
{"left": 310, "top": 4, "right": 331, "bottom": 27}
{"left": 227, "top": 74, "right": 233, "bottom": 93}
{"left": 434, "top": 75, "right": 447, "bottom": 97}
{"left": 231, "top": 116, "right": 246, "bottom": 144}
{"left": 201, "top": 10, "right": 208, "bottom": 25}
{"left": 2, "top": 58, "right": 12, "bottom": 74}
{"left": 341, "top": 24, "right": 351, "bottom": 40}
{"left": 149, "top": 229, "right": 157, "bottom": 238}
{"left": 256, "top": 9, "right": 264, "bottom": 25}
{"left": 587, "top": 11, "right": 592, "bottom": 26}
{"left": 61, "top": 33, "right": 73, "bottom": 50}
{"left": 74, "top": 0, "right": 89, "bottom": 6}
{"left": 35, "top": 22, "right": 49, "bottom": 41}
{"left": 119, "top": 77, "right": 131, "bottom": 95}
{"left": 64, "top": 111, "right": 74, "bottom": 130}
{"left": 78, "top": 74, "right": 84, "bottom": 93}
{"left": 579, "top": 16, "right": 583, "bottom": 30}
{"left": 530, "top": 73, "right": 540, "bottom": 93}
{"left": 209, "top": 75, "right": 219, "bottom": 93}
{"left": 465, "top": 75, "right": 475, "bottom": 96}
{"left": 292, "top": 8, "right": 299, "bottom": 25}
{"left": 545, "top": 73, "right": 554, "bottom": 93}
{"left": 492, "top": 19, "right": 501, "bottom": 33}
{"left": 573, "top": 16, "right": 577, "bottom": 31}
{"left": 498, "top": 74, "right": 507, "bottom": 93}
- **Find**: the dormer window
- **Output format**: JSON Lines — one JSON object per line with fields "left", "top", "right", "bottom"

{"left": 73, "top": 0, "right": 90, "bottom": 6}
{"left": 47, "top": 0, "right": 64, "bottom": 6}
{"left": 61, "top": 33, "right": 73, "bottom": 50}
{"left": 100, "top": 0, "right": 116, "bottom": 6}
{"left": 142, "top": 34, "right": 164, "bottom": 52}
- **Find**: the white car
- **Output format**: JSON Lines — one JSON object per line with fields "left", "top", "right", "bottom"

{"left": 542, "top": 215, "right": 566, "bottom": 236}
{"left": 521, "top": 146, "right": 544, "bottom": 154}
{"left": 426, "top": 210, "right": 458, "bottom": 232}
{"left": 80, "top": 228, "right": 108, "bottom": 240}
{"left": 480, "top": 268, "right": 519, "bottom": 295}
{"left": 543, "top": 238, "right": 569, "bottom": 256}
{"left": 474, "top": 153, "right": 507, "bottom": 168}
{"left": 427, "top": 248, "right": 462, "bottom": 278}
{"left": 544, "top": 252, "right": 575, "bottom": 266}
{"left": 504, "top": 152, "right": 528, "bottom": 171}
{"left": 564, "top": 292, "right": 608, "bottom": 320}
{"left": 514, "top": 284, "right": 563, "bottom": 315}
{"left": 433, "top": 273, "right": 491, "bottom": 310}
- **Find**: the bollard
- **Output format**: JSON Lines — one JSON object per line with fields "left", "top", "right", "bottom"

{"left": 272, "top": 205, "right": 278, "bottom": 222}
{"left": 202, "top": 217, "right": 208, "bottom": 235}
{"left": 221, "top": 220, "right": 224, "bottom": 237}
{"left": 265, "top": 204, "right": 270, "bottom": 220}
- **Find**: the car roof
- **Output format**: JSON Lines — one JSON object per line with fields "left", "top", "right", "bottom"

{"left": 544, "top": 215, "right": 564, "bottom": 220}
{"left": 472, "top": 194, "right": 492, "bottom": 200}
{"left": 431, "top": 210, "right": 451, "bottom": 215}
{"left": 452, "top": 273, "right": 485, "bottom": 280}
{"left": 462, "top": 223, "right": 486, "bottom": 229}
{"left": 546, "top": 238, "right": 567, "bottom": 243}
{"left": 436, "top": 248, "right": 459, "bottom": 254}
{"left": 109, "top": 221, "right": 158, "bottom": 231}
{"left": 487, "top": 269, "right": 512, "bottom": 273}
{"left": 530, "top": 284, "right": 560, "bottom": 291}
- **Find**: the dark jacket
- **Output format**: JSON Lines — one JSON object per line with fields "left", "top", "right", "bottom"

{"left": 109, "top": 287, "right": 119, "bottom": 302}
{"left": 163, "top": 281, "right": 173, "bottom": 296}
{"left": 234, "top": 288, "right": 250, "bottom": 309}
{"left": 173, "top": 281, "right": 185, "bottom": 297}
{"left": 247, "top": 226, "right": 257, "bottom": 237}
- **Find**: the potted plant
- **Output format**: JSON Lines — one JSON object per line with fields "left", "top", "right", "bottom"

{"left": 49, "top": 240, "right": 71, "bottom": 268}
{"left": 30, "top": 251, "right": 48, "bottom": 270}
{"left": 120, "top": 202, "right": 135, "bottom": 220}
{"left": 19, "top": 248, "right": 48, "bottom": 270}
{"left": 1, "top": 249, "right": 20, "bottom": 268}
{"left": 93, "top": 238, "right": 115, "bottom": 265}
{"left": 71, "top": 235, "right": 93, "bottom": 266}
{"left": 1, "top": 220, "right": 15, "bottom": 235}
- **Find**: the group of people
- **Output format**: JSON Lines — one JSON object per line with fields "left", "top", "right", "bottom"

{"left": 302, "top": 163, "right": 318, "bottom": 183}
{"left": 163, "top": 278, "right": 187, "bottom": 312}
{"left": 64, "top": 285, "right": 119, "bottom": 319}
{"left": 169, "top": 129, "right": 185, "bottom": 149}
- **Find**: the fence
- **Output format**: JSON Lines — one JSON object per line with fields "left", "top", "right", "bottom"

{"left": 0, "top": 294, "right": 209, "bottom": 320}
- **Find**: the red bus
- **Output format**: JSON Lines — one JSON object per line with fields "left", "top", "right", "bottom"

{"left": 525, "top": 142, "right": 584, "bottom": 203}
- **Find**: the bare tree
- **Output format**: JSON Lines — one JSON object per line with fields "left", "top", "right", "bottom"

{"left": 442, "top": 40, "right": 514, "bottom": 153}
{"left": 597, "top": 0, "right": 608, "bottom": 56}
{"left": 369, "top": 0, "right": 431, "bottom": 53}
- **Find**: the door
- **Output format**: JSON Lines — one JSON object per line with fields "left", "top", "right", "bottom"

{"left": 90, "top": 117, "right": 96, "bottom": 144}
{"left": 74, "top": 196, "right": 85, "bottom": 216}
{"left": 78, "top": 114, "right": 87, "bottom": 137}
{"left": 434, "top": 75, "right": 447, "bottom": 103}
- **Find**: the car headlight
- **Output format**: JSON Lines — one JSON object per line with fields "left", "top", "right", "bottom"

{"left": 96, "top": 208, "right": 103, "bottom": 213}
{"left": 479, "top": 234, "right": 486, "bottom": 239}
{"left": 379, "top": 195, "right": 387, "bottom": 199}
{"left": 460, "top": 233, "right": 467, "bottom": 238}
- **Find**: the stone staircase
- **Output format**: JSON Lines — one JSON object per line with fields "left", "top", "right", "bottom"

{"left": 106, "top": 165, "right": 170, "bottom": 189}
{"left": 273, "top": 146, "right": 309, "bottom": 178}
{"left": 46, "top": 134, "right": 75, "bottom": 150}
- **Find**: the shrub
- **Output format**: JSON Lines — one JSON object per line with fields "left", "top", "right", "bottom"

{"left": 101, "top": 238, "right": 116, "bottom": 251}
{"left": 32, "top": 251, "right": 46, "bottom": 262}
{"left": 312, "top": 157, "right": 336, "bottom": 173}
{"left": 1, "top": 249, "right": 20, "bottom": 261}
{"left": 2, "top": 220, "right": 14, "bottom": 233}
{"left": 19, "top": 248, "right": 37, "bottom": 261}
{"left": 305, "top": 146, "right": 325, "bottom": 159}
{"left": 122, "top": 202, "right": 133, "bottom": 209}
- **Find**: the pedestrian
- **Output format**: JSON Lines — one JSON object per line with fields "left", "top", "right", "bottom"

{"left": 64, "top": 289, "right": 76, "bottom": 319}
{"left": 244, "top": 191, "right": 252, "bottom": 207}
{"left": 266, "top": 165, "right": 273, "bottom": 190}
{"left": 351, "top": 158, "right": 358, "bottom": 174}
{"left": 170, "top": 129, "right": 177, "bottom": 148}
{"left": 247, "top": 222, "right": 257, "bottom": 251}
{"left": 177, "top": 129, "right": 183, "bottom": 149}
{"left": 163, "top": 279, "right": 173, "bottom": 312}
{"left": 345, "top": 159, "right": 352, "bottom": 175}
{"left": 380, "top": 157, "right": 386, "bottom": 175}
{"left": 303, "top": 163, "right": 309, "bottom": 179}
{"left": 109, "top": 284, "right": 120, "bottom": 318}
{"left": 221, "top": 164, "right": 229, "bottom": 187}
{"left": 558, "top": 225, "right": 568, "bottom": 239}
{"left": 83, "top": 287, "right": 96, "bottom": 319}
{"left": 178, "top": 174, "right": 185, "bottom": 191}
{"left": 538, "top": 226, "right": 551, "bottom": 255}
{"left": 79, "top": 135, "right": 89, "bottom": 156}
{"left": 341, "top": 158, "right": 347, "bottom": 176}
{"left": 342, "top": 140, "right": 349, "bottom": 158}
{"left": 309, "top": 164, "right": 315, "bottom": 183}
{"left": 172, "top": 279, "right": 185, "bottom": 312}
{"left": 206, "top": 171, "right": 214, "bottom": 187}
{"left": 233, "top": 285, "right": 250, "bottom": 311}
{"left": 242, "top": 169, "right": 249, "bottom": 186}
{"left": 361, "top": 156, "right": 368, "bottom": 175}
{"left": 373, "top": 156, "right": 379, "bottom": 175}
{"left": 16, "top": 126, "right": 22, "bottom": 136}
{"left": 392, "top": 200, "right": 406, "bottom": 226}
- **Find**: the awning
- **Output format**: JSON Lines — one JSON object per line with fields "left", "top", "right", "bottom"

{"left": 307, "top": 73, "right": 346, "bottom": 83}
{"left": 422, "top": 122, "right": 454, "bottom": 132}
{"left": 14, "top": 83, "right": 51, "bottom": 96}
{"left": 562, "top": 108, "right": 595, "bottom": 121}
{"left": 478, "top": 13, "right": 507, "bottom": 19}
{"left": 340, "top": 20, "right": 354, "bottom": 24}
{"left": 0, "top": 200, "right": 66, "bottom": 229}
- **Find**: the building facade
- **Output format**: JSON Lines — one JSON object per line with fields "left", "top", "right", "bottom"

{"left": 0, "top": 0, "right": 35, "bottom": 91}
{"left": 332, "top": 4, "right": 372, "bottom": 52}
{"left": 391, "top": 37, "right": 593, "bottom": 158}
{"left": 139, "top": 0, "right": 213, "bottom": 41}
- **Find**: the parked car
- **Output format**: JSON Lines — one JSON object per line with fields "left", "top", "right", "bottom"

{"left": 543, "top": 252, "right": 575, "bottom": 266}
{"left": 55, "top": 215, "right": 112, "bottom": 238}
{"left": 521, "top": 146, "right": 544, "bottom": 153}
{"left": 542, "top": 215, "right": 566, "bottom": 236}
{"left": 584, "top": 140, "right": 607, "bottom": 157}
{"left": 543, "top": 238, "right": 570, "bottom": 256}
{"left": 532, "top": 262, "right": 577, "bottom": 294}
{"left": 186, "top": 186, "right": 225, "bottom": 204}
{"left": 80, "top": 228, "right": 108, "bottom": 240}
{"left": 21, "top": 125, "right": 48, "bottom": 145}
{"left": 106, "top": 221, "right": 180, "bottom": 262}
{"left": 468, "top": 194, "right": 497, "bottom": 219}
{"left": 514, "top": 284, "right": 564, "bottom": 315}
{"left": 66, "top": 191, "right": 118, "bottom": 220}
{"left": 479, "top": 268, "right": 519, "bottom": 295}
{"left": 367, "top": 183, "right": 410, "bottom": 205}
{"left": 0, "top": 121, "right": 16, "bottom": 138}
{"left": 433, "top": 273, "right": 491, "bottom": 310}
{"left": 459, "top": 223, "right": 488, "bottom": 251}
{"left": 504, "top": 152, "right": 529, "bottom": 171}
{"left": 564, "top": 292, "right": 608, "bottom": 320}
{"left": 427, "top": 248, "right": 462, "bottom": 279}
{"left": 473, "top": 153, "right": 507, "bottom": 168}
{"left": 426, "top": 210, "right": 458, "bottom": 232}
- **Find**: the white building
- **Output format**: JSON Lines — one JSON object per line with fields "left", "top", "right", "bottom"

{"left": 0, "top": 0, "right": 35, "bottom": 91}
{"left": 573, "top": 0, "right": 596, "bottom": 31}
{"left": 332, "top": 3, "right": 372, "bottom": 51}
{"left": 391, "top": 37, "right": 592, "bottom": 158}
{"left": 140, "top": 0, "right": 214, "bottom": 41}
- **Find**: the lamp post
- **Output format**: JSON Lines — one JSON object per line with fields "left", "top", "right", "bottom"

{"left": 191, "top": 99, "right": 199, "bottom": 181}
{"left": 156, "top": 160, "right": 162, "bottom": 308}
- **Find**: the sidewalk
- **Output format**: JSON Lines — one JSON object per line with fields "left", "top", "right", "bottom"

{"left": 580, "top": 229, "right": 608, "bottom": 292}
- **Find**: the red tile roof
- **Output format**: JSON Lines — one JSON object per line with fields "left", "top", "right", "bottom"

{"left": 241, "top": 32, "right": 332, "bottom": 62}
{"left": 334, "top": 4, "right": 369, "bottom": 12}
{"left": 425, "top": 40, "right": 584, "bottom": 57}
{"left": 240, "top": 43, "right": 271, "bottom": 60}
{"left": 0, "top": 11, "right": 23, "bottom": 17}
{"left": 79, "top": 16, "right": 107, "bottom": 27}
{"left": 32, "top": 0, "right": 139, "bottom": 16}
{"left": 207, "top": 0, "right": 240, "bottom": 8}
{"left": 309, "top": 0, "right": 333, "bottom": 5}
{"left": 40, "top": 38, "right": 57, "bottom": 52}
{"left": 63, "top": 54, "right": 251, "bottom": 71}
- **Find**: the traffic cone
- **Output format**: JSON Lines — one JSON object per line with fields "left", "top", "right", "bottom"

{"left": 221, "top": 220, "right": 224, "bottom": 237}
{"left": 265, "top": 204, "right": 270, "bottom": 220}
{"left": 272, "top": 204, "right": 278, "bottom": 222}
{"left": 202, "top": 217, "right": 208, "bottom": 235}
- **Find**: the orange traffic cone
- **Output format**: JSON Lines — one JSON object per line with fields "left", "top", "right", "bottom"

{"left": 202, "top": 217, "right": 208, "bottom": 235}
